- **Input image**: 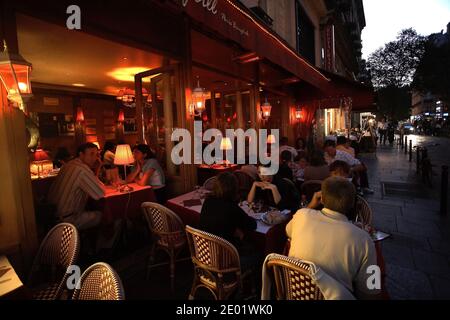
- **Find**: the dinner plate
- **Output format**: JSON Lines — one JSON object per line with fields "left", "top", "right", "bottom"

{"left": 261, "top": 210, "right": 290, "bottom": 225}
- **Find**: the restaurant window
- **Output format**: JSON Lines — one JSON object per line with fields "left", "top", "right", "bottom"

{"left": 295, "top": 1, "right": 316, "bottom": 65}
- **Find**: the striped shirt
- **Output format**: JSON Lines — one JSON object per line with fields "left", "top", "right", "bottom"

{"left": 48, "top": 158, "right": 105, "bottom": 218}
{"left": 325, "top": 150, "right": 361, "bottom": 167}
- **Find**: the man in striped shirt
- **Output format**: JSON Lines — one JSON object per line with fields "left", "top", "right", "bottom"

{"left": 48, "top": 143, "right": 105, "bottom": 230}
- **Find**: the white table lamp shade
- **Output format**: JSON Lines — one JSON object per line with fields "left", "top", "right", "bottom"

{"left": 114, "top": 144, "right": 134, "bottom": 165}
{"left": 220, "top": 137, "right": 232, "bottom": 151}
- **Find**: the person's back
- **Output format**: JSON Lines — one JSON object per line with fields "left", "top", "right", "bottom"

{"left": 287, "top": 209, "right": 375, "bottom": 297}
{"left": 200, "top": 172, "right": 256, "bottom": 247}
{"left": 286, "top": 177, "right": 379, "bottom": 299}
{"left": 304, "top": 165, "right": 330, "bottom": 181}
{"left": 200, "top": 197, "right": 255, "bottom": 246}
{"left": 305, "top": 150, "right": 330, "bottom": 181}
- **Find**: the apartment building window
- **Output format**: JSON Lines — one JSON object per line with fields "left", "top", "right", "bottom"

{"left": 296, "top": 1, "right": 315, "bottom": 64}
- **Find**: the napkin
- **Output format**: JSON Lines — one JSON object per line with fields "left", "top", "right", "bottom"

{"left": 183, "top": 199, "right": 202, "bottom": 207}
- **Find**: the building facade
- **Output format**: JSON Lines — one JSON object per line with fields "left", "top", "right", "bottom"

{"left": 240, "top": 0, "right": 373, "bottom": 140}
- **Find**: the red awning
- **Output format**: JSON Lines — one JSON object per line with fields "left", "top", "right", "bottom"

{"left": 320, "top": 69, "right": 376, "bottom": 111}
{"left": 179, "top": 0, "right": 330, "bottom": 90}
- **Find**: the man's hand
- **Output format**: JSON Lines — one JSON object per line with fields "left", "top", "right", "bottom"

{"left": 308, "top": 191, "right": 322, "bottom": 209}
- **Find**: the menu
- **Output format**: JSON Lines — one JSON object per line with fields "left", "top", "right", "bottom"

{"left": 0, "top": 255, "right": 24, "bottom": 297}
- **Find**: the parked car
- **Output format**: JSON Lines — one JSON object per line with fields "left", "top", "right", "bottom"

{"left": 400, "top": 123, "right": 415, "bottom": 135}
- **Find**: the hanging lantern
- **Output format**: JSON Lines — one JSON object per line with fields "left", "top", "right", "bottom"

{"left": 118, "top": 109, "right": 125, "bottom": 122}
{"left": 295, "top": 107, "right": 302, "bottom": 120}
{"left": 191, "top": 78, "right": 207, "bottom": 116}
{"left": 76, "top": 107, "right": 85, "bottom": 122}
{"left": 226, "top": 117, "right": 231, "bottom": 123}
{"left": 261, "top": 98, "right": 272, "bottom": 119}
{"left": 232, "top": 112, "right": 237, "bottom": 120}
{"left": 202, "top": 113, "right": 208, "bottom": 122}
{"left": 145, "top": 93, "right": 153, "bottom": 108}
{"left": 117, "top": 87, "right": 135, "bottom": 107}
{"left": 0, "top": 40, "right": 32, "bottom": 111}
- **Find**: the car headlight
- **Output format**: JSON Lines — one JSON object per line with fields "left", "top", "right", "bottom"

{"left": 409, "top": 128, "right": 414, "bottom": 131}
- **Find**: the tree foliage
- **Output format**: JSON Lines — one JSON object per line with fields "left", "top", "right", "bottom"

{"left": 366, "top": 29, "right": 425, "bottom": 120}
{"left": 376, "top": 86, "right": 411, "bottom": 120}
{"left": 367, "top": 29, "right": 426, "bottom": 89}
{"left": 412, "top": 31, "right": 450, "bottom": 102}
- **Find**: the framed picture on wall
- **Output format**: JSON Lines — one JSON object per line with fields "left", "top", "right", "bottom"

{"left": 124, "top": 118, "right": 137, "bottom": 134}
{"left": 58, "top": 114, "right": 75, "bottom": 136}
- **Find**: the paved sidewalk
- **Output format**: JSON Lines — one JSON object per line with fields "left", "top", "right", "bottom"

{"left": 360, "top": 144, "right": 450, "bottom": 299}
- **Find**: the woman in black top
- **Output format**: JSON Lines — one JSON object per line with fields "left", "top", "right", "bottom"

{"left": 200, "top": 172, "right": 257, "bottom": 249}
{"left": 247, "top": 166, "right": 301, "bottom": 213}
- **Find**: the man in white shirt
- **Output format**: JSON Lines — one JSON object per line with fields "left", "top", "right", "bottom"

{"left": 48, "top": 142, "right": 105, "bottom": 230}
{"left": 286, "top": 177, "right": 380, "bottom": 299}
{"left": 279, "top": 137, "right": 298, "bottom": 161}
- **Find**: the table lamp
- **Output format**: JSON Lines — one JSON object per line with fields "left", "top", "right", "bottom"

{"left": 220, "top": 137, "right": 232, "bottom": 166}
{"left": 30, "top": 149, "right": 52, "bottom": 178}
{"left": 114, "top": 144, "right": 134, "bottom": 192}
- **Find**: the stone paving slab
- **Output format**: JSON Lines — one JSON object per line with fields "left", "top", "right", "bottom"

{"left": 429, "top": 276, "right": 450, "bottom": 299}
{"left": 384, "top": 264, "right": 434, "bottom": 300}
{"left": 397, "top": 215, "right": 442, "bottom": 238}
{"left": 360, "top": 145, "right": 450, "bottom": 299}
{"left": 386, "top": 232, "right": 432, "bottom": 251}
{"left": 381, "top": 242, "right": 415, "bottom": 269}
{"left": 412, "top": 249, "right": 450, "bottom": 279}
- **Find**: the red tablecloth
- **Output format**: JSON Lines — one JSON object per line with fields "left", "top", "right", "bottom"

{"left": 166, "top": 191, "right": 288, "bottom": 255}
{"left": 94, "top": 184, "right": 157, "bottom": 224}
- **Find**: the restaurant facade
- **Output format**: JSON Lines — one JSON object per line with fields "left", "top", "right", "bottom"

{"left": 0, "top": 0, "right": 374, "bottom": 269}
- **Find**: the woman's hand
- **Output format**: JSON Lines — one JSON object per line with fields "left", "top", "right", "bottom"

{"left": 253, "top": 181, "right": 266, "bottom": 188}
{"left": 262, "top": 183, "right": 277, "bottom": 191}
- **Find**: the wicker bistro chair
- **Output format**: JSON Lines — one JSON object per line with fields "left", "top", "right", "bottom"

{"left": 72, "top": 263, "right": 124, "bottom": 300}
{"left": 355, "top": 195, "right": 373, "bottom": 227}
{"left": 233, "top": 170, "right": 255, "bottom": 200}
{"left": 28, "top": 223, "right": 80, "bottom": 300}
{"left": 185, "top": 225, "right": 252, "bottom": 300}
{"left": 202, "top": 176, "right": 217, "bottom": 191}
{"left": 264, "top": 254, "right": 324, "bottom": 300}
{"left": 141, "top": 202, "right": 187, "bottom": 291}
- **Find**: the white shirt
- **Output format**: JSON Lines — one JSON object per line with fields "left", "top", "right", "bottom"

{"left": 325, "top": 150, "right": 361, "bottom": 167}
{"left": 377, "top": 122, "right": 388, "bottom": 130}
{"left": 286, "top": 208, "right": 379, "bottom": 298}
{"left": 279, "top": 145, "right": 298, "bottom": 160}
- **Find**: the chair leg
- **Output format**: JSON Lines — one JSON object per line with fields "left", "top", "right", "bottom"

{"left": 188, "top": 275, "right": 199, "bottom": 300}
{"left": 146, "top": 243, "right": 157, "bottom": 280}
{"left": 170, "top": 250, "right": 175, "bottom": 292}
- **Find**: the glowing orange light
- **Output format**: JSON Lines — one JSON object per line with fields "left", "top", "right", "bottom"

{"left": 76, "top": 107, "right": 85, "bottom": 122}
{"left": 261, "top": 99, "right": 272, "bottom": 119}
{"left": 118, "top": 110, "right": 125, "bottom": 122}
{"left": 295, "top": 108, "right": 302, "bottom": 120}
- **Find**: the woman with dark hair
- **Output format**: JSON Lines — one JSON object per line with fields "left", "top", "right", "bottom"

{"left": 304, "top": 150, "right": 330, "bottom": 181}
{"left": 101, "top": 141, "right": 116, "bottom": 168}
{"left": 295, "top": 137, "right": 306, "bottom": 154}
{"left": 200, "top": 172, "right": 256, "bottom": 249}
{"left": 127, "top": 144, "right": 166, "bottom": 203}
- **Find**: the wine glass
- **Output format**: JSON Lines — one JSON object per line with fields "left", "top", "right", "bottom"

{"left": 194, "top": 185, "right": 201, "bottom": 198}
